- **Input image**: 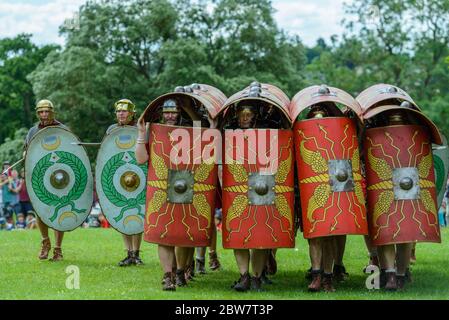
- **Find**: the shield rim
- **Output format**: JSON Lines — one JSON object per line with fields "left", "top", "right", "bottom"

{"left": 356, "top": 83, "right": 419, "bottom": 114}
{"left": 216, "top": 83, "right": 292, "bottom": 127}
{"left": 289, "top": 85, "right": 364, "bottom": 123}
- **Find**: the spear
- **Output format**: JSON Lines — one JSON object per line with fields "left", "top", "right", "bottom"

{"left": 1, "top": 158, "right": 24, "bottom": 175}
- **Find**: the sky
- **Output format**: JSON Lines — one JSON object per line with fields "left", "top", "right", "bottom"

{"left": 0, "top": 0, "right": 353, "bottom": 47}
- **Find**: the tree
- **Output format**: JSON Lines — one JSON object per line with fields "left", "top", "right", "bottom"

{"left": 0, "top": 128, "right": 27, "bottom": 166}
{"left": 0, "top": 34, "right": 58, "bottom": 143}
{"left": 29, "top": 0, "right": 308, "bottom": 151}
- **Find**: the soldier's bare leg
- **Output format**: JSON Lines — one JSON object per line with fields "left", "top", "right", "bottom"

{"left": 234, "top": 249, "right": 250, "bottom": 274}
{"left": 378, "top": 244, "right": 397, "bottom": 290}
{"left": 233, "top": 249, "right": 251, "bottom": 291}
{"left": 209, "top": 224, "right": 221, "bottom": 270}
{"left": 159, "top": 245, "right": 175, "bottom": 273}
{"left": 119, "top": 234, "right": 134, "bottom": 266}
{"left": 364, "top": 235, "right": 379, "bottom": 268}
{"left": 333, "top": 235, "right": 349, "bottom": 282}
{"left": 396, "top": 242, "right": 413, "bottom": 289}
{"left": 308, "top": 237, "right": 323, "bottom": 292}
{"left": 250, "top": 249, "right": 267, "bottom": 277}
{"left": 159, "top": 245, "right": 176, "bottom": 290}
{"left": 37, "top": 216, "right": 49, "bottom": 239}
{"left": 184, "top": 247, "right": 195, "bottom": 281}
{"left": 196, "top": 247, "right": 207, "bottom": 274}
{"left": 50, "top": 230, "right": 64, "bottom": 261}
{"left": 122, "top": 234, "right": 132, "bottom": 250}
{"left": 321, "top": 237, "right": 336, "bottom": 292}
{"left": 54, "top": 230, "right": 64, "bottom": 248}
{"left": 37, "top": 216, "right": 51, "bottom": 259}
{"left": 334, "top": 235, "right": 346, "bottom": 266}
{"left": 309, "top": 238, "right": 322, "bottom": 270}
{"left": 132, "top": 233, "right": 144, "bottom": 265}
{"left": 174, "top": 246, "right": 190, "bottom": 286}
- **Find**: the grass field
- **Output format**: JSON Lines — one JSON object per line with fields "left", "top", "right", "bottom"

{"left": 1, "top": 227, "right": 448, "bottom": 300}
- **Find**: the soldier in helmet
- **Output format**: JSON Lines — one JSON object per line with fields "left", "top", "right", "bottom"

{"left": 106, "top": 99, "right": 144, "bottom": 266}
{"left": 24, "top": 99, "right": 69, "bottom": 261}
{"left": 230, "top": 103, "right": 273, "bottom": 292}
{"left": 136, "top": 98, "right": 184, "bottom": 291}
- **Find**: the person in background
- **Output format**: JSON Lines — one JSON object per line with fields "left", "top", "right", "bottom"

{"left": 15, "top": 213, "right": 27, "bottom": 230}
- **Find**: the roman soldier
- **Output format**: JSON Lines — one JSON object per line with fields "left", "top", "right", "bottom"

{"left": 290, "top": 85, "right": 368, "bottom": 292}
{"left": 24, "top": 100, "right": 94, "bottom": 261}
{"left": 136, "top": 84, "right": 226, "bottom": 291}
{"left": 357, "top": 84, "right": 443, "bottom": 290}
{"left": 96, "top": 99, "right": 145, "bottom": 266}
{"left": 217, "top": 82, "right": 295, "bottom": 292}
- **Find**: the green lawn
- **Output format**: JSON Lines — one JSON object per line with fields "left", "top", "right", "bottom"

{"left": 1, "top": 227, "right": 448, "bottom": 300}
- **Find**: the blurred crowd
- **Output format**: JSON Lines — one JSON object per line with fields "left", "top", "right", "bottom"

{"left": 0, "top": 161, "right": 111, "bottom": 231}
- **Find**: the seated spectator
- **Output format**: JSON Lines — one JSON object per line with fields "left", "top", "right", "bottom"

{"left": 15, "top": 213, "right": 26, "bottom": 230}
{"left": 26, "top": 213, "right": 37, "bottom": 229}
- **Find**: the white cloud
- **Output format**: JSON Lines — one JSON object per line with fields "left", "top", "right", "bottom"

{"left": 272, "top": 0, "right": 354, "bottom": 46}
{"left": 0, "top": 0, "right": 354, "bottom": 47}
{"left": 0, "top": 0, "right": 85, "bottom": 46}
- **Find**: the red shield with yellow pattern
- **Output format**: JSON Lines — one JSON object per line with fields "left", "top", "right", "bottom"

{"left": 222, "top": 129, "right": 295, "bottom": 249}
{"left": 294, "top": 117, "right": 368, "bottom": 239}
{"left": 144, "top": 124, "right": 219, "bottom": 247}
{"left": 364, "top": 125, "right": 440, "bottom": 245}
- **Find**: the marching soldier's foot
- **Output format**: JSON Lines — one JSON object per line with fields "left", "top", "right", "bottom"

{"left": 251, "top": 276, "right": 263, "bottom": 292}
{"left": 162, "top": 272, "right": 176, "bottom": 291}
{"left": 132, "top": 250, "right": 144, "bottom": 265}
{"left": 233, "top": 272, "right": 251, "bottom": 292}
{"left": 39, "top": 237, "right": 51, "bottom": 260}
{"left": 260, "top": 269, "right": 273, "bottom": 285}
{"left": 333, "top": 264, "right": 349, "bottom": 282}
{"left": 185, "top": 262, "right": 195, "bottom": 282}
{"left": 49, "top": 247, "right": 63, "bottom": 262}
{"left": 322, "top": 273, "right": 336, "bottom": 292}
{"left": 196, "top": 258, "right": 206, "bottom": 274}
{"left": 397, "top": 275, "right": 407, "bottom": 290}
{"left": 209, "top": 251, "right": 221, "bottom": 271}
{"left": 175, "top": 269, "right": 187, "bottom": 287}
{"left": 307, "top": 270, "right": 322, "bottom": 292}
{"left": 384, "top": 272, "right": 397, "bottom": 291}
{"left": 118, "top": 250, "right": 134, "bottom": 267}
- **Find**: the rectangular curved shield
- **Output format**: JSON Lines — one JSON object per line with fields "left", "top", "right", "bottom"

{"left": 144, "top": 124, "right": 219, "bottom": 247}
{"left": 222, "top": 129, "right": 295, "bottom": 249}
{"left": 364, "top": 125, "right": 441, "bottom": 245}
{"left": 294, "top": 117, "right": 368, "bottom": 239}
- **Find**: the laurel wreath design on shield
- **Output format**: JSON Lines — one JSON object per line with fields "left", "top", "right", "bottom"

{"left": 32, "top": 151, "right": 88, "bottom": 222}
{"left": 101, "top": 151, "right": 148, "bottom": 222}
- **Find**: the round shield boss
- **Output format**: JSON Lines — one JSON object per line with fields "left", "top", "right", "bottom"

{"left": 95, "top": 126, "right": 147, "bottom": 235}
{"left": 25, "top": 127, "right": 94, "bottom": 231}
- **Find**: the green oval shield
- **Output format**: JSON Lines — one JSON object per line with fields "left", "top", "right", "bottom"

{"left": 25, "top": 127, "right": 93, "bottom": 231}
{"left": 95, "top": 126, "right": 147, "bottom": 235}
